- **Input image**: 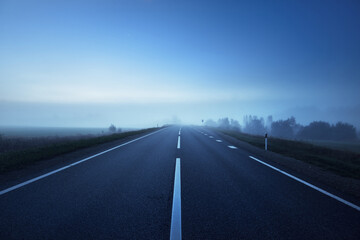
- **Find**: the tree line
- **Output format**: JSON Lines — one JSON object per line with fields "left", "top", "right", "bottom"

{"left": 205, "top": 116, "right": 358, "bottom": 141}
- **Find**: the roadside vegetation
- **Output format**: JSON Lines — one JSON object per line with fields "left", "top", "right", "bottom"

{"left": 206, "top": 116, "right": 359, "bottom": 153}
{"left": 307, "top": 140, "right": 360, "bottom": 154}
{"left": 205, "top": 116, "right": 359, "bottom": 179}
{"left": 0, "top": 127, "right": 158, "bottom": 173}
{"left": 217, "top": 129, "right": 360, "bottom": 179}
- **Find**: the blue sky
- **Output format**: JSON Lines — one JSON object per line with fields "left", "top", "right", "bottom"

{"left": 1, "top": 0, "right": 359, "bottom": 128}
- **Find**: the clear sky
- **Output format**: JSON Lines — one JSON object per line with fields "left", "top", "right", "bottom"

{"left": 1, "top": 0, "right": 359, "bottom": 128}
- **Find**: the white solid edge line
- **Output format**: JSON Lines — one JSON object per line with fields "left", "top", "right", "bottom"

{"left": 177, "top": 136, "right": 181, "bottom": 149}
{"left": 0, "top": 128, "right": 165, "bottom": 196}
{"left": 249, "top": 156, "right": 360, "bottom": 211}
{"left": 170, "top": 158, "right": 182, "bottom": 240}
{"left": 228, "top": 146, "right": 237, "bottom": 149}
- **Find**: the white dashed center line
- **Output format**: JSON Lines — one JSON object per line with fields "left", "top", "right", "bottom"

{"left": 216, "top": 140, "right": 222, "bottom": 142}
{"left": 177, "top": 136, "right": 181, "bottom": 149}
{"left": 228, "top": 145, "right": 237, "bottom": 149}
{"left": 209, "top": 136, "right": 214, "bottom": 138}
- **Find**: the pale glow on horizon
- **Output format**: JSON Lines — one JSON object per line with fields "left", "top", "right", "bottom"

{"left": 0, "top": 81, "right": 273, "bottom": 104}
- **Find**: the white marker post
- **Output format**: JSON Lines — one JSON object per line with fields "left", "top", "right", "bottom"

{"left": 265, "top": 132, "right": 268, "bottom": 151}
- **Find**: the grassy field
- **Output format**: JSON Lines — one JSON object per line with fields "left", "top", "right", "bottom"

{"left": 0, "top": 126, "right": 109, "bottom": 138}
{"left": 0, "top": 128, "right": 158, "bottom": 173}
{"left": 218, "top": 129, "right": 360, "bottom": 179}
{"left": 307, "top": 140, "right": 360, "bottom": 154}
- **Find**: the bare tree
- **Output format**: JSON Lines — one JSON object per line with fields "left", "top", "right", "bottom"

{"left": 271, "top": 117, "right": 297, "bottom": 139}
{"left": 108, "top": 124, "right": 116, "bottom": 133}
{"left": 230, "top": 119, "right": 241, "bottom": 131}
{"left": 243, "top": 115, "right": 266, "bottom": 135}
{"left": 218, "top": 118, "right": 230, "bottom": 129}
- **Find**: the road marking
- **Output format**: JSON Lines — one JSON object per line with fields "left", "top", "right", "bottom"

{"left": 249, "top": 156, "right": 360, "bottom": 212}
{"left": 209, "top": 136, "right": 214, "bottom": 138}
{"left": 228, "top": 146, "right": 237, "bottom": 149}
{"left": 170, "top": 158, "right": 182, "bottom": 240}
{"left": 0, "top": 128, "right": 165, "bottom": 196}
{"left": 204, "top": 134, "right": 208, "bottom": 136}
{"left": 179, "top": 128, "right": 181, "bottom": 135}
{"left": 177, "top": 136, "right": 181, "bottom": 149}
{"left": 216, "top": 140, "right": 222, "bottom": 142}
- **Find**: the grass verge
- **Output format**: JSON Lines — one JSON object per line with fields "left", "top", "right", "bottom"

{"left": 0, "top": 128, "right": 159, "bottom": 173}
{"left": 218, "top": 129, "right": 360, "bottom": 179}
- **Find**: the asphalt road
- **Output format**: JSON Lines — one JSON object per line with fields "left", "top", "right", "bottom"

{"left": 0, "top": 126, "right": 359, "bottom": 239}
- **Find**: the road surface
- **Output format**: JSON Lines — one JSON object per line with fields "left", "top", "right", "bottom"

{"left": 0, "top": 126, "right": 359, "bottom": 239}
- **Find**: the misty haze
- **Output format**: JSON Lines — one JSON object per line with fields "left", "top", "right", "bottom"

{"left": 0, "top": 1, "right": 359, "bottom": 239}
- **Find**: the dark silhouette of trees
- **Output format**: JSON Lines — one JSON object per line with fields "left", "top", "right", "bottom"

{"left": 271, "top": 117, "right": 297, "bottom": 139}
{"left": 204, "top": 115, "right": 357, "bottom": 141}
{"left": 218, "top": 117, "right": 230, "bottom": 129}
{"left": 297, "top": 121, "right": 331, "bottom": 140}
{"left": 331, "top": 122, "right": 357, "bottom": 141}
{"left": 205, "top": 118, "right": 241, "bottom": 131}
{"left": 108, "top": 124, "right": 116, "bottom": 133}
{"left": 230, "top": 119, "right": 241, "bottom": 131}
{"left": 243, "top": 115, "right": 266, "bottom": 135}
{"left": 296, "top": 121, "right": 357, "bottom": 141}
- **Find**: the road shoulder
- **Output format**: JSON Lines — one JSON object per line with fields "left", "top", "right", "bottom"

{"left": 212, "top": 128, "right": 360, "bottom": 202}
{"left": 0, "top": 128, "right": 163, "bottom": 190}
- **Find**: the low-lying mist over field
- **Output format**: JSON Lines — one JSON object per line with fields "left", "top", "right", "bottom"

{"left": 1, "top": 101, "right": 359, "bottom": 131}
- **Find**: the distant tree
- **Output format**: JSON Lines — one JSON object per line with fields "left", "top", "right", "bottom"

{"left": 332, "top": 122, "right": 357, "bottom": 141}
{"left": 271, "top": 116, "right": 297, "bottom": 139}
{"left": 297, "top": 121, "right": 331, "bottom": 140}
{"left": 218, "top": 117, "right": 230, "bottom": 129}
{"left": 205, "top": 119, "right": 217, "bottom": 127}
{"left": 230, "top": 119, "right": 241, "bottom": 131}
{"left": 266, "top": 115, "right": 273, "bottom": 133}
{"left": 117, "top": 128, "right": 123, "bottom": 133}
{"left": 243, "top": 115, "right": 266, "bottom": 135}
{"left": 108, "top": 124, "right": 116, "bottom": 133}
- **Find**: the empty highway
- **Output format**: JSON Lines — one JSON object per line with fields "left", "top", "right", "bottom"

{"left": 0, "top": 126, "right": 359, "bottom": 239}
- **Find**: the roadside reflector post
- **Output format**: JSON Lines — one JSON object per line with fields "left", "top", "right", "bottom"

{"left": 265, "top": 132, "right": 268, "bottom": 151}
